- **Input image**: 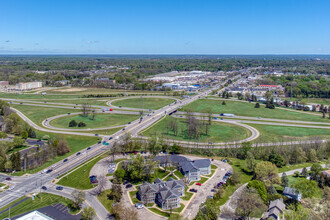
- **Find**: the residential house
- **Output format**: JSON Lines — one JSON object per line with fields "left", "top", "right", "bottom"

{"left": 283, "top": 187, "right": 302, "bottom": 201}
{"left": 261, "top": 198, "right": 286, "bottom": 220}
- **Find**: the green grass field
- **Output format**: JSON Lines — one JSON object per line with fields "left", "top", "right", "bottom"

{"left": 111, "top": 97, "right": 175, "bottom": 109}
{"left": 82, "top": 127, "right": 123, "bottom": 135}
{"left": 13, "top": 131, "right": 99, "bottom": 175}
{"left": 142, "top": 116, "right": 251, "bottom": 143}
{"left": 183, "top": 99, "right": 328, "bottom": 122}
{"left": 98, "top": 189, "right": 114, "bottom": 213}
{"left": 289, "top": 97, "right": 330, "bottom": 106}
{"left": 0, "top": 193, "right": 78, "bottom": 219}
{"left": 50, "top": 113, "right": 139, "bottom": 129}
{"left": 57, "top": 155, "right": 106, "bottom": 189}
{"left": 129, "top": 190, "right": 140, "bottom": 204}
{"left": 248, "top": 124, "right": 330, "bottom": 143}
{"left": 11, "top": 105, "right": 81, "bottom": 126}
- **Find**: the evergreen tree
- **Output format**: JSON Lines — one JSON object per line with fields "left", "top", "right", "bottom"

{"left": 301, "top": 167, "right": 308, "bottom": 178}
{"left": 255, "top": 103, "right": 260, "bottom": 108}
{"left": 69, "top": 120, "right": 77, "bottom": 127}
{"left": 281, "top": 172, "right": 289, "bottom": 188}
{"left": 222, "top": 101, "right": 226, "bottom": 105}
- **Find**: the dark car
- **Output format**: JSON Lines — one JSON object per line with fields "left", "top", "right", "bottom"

{"left": 87, "top": 147, "right": 91, "bottom": 150}
{"left": 126, "top": 184, "right": 133, "bottom": 188}
{"left": 122, "top": 128, "right": 125, "bottom": 131}
{"left": 76, "top": 152, "right": 81, "bottom": 156}
{"left": 46, "top": 169, "right": 53, "bottom": 174}
{"left": 67, "top": 113, "right": 71, "bottom": 115}
{"left": 98, "top": 141, "right": 101, "bottom": 144}
{"left": 20, "top": 102, "right": 23, "bottom": 104}
{"left": 56, "top": 186, "right": 63, "bottom": 190}
{"left": 123, "top": 180, "right": 129, "bottom": 185}
{"left": 189, "top": 188, "right": 198, "bottom": 193}
{"left": 90, "top": 175, "right": 98, "bottom": 184}
{"left": 109, "top": 137, "right": 113, "bottom": 140}
{"left": 211, "top": 189, "right": 216, "bottom": 192}
{"left": 44, "top": 101, "right": 47, "bottom": 103}
{"left": 63, "top": 159, "right": 68, "bottom": 162}
{"left": 5, "top": 177, "right": 12, "bottom": 181}
{"left": 41, "top": 186, "right": 47, "bottom": 190}
{"left": 128, "top": 122, "right": 131, "bottom": 124}
{"left": 95, "top": 134, "right": 99, "bottom": 136}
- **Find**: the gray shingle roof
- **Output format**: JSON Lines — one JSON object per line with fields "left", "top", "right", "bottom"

{"left": 154, "top": 155, "right": 191, "bottom": 164}
{"left": 180, "top": 161, "right": 199, "bottom": 173}
{"left": 191, "top": 159, "right": 211, "bottom": 169}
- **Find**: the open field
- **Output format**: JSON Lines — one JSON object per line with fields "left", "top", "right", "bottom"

{"left": 57, "top": 155, "right": 106, "bottom": 189}
{"left": 289, "top": 97, "right": 330, "bottom": 106}
{"left": 50, "top": 113, "right": 139, "bottom": 129}
{"left": 11, "top": 105, "right": 81, "bottom": 126}
{"left": 82, "top": 127, "right": 123, "bottom": 135}
{"left": 14, "top": 130, "right": 99, "bottom": 175}
{"left": 248, "top": 123, "right": 330, "bottom": 143}
{"left": 142, "top": 116, "right": 251, "bottom": 143}
{"left": 0, "top": 193, "right": 78, "bottom": 219}
{"left": 46, "top": 87, "right": 171, "bottom": 95}
{"left": 183, "top": 99, "right": 328, "bottom": 122}
{"left": 111, "top": 97, "right": 176, "bottom": 109}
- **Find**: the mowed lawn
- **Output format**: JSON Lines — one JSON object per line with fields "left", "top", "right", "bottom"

{"left": 13, "top": 130, "right": 99, "bottom": 175}
{"left": 0, "top": 193, "right": 77, "bottom": 219}
{"left": 50, "top": 113, "right": 139, "bottom": 129}
{"left": 111, "top": 97, "right": 175, "bottom": 109}
{"left": 183, "top": 99, "right": 328, "bottom": 122}
{"left": 11, "top": 104, "right": 81, "bottom": 126}
{"left": 142, "top": 116, "right": 251, "bottom": 143}
{"left": 248, "top": 123, "right": 330, "bottom": 143}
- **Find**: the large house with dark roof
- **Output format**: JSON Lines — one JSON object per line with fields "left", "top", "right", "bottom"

{"left": 154, "top": 155, "right": 211, "bottom": 183}
{"left": 261, "top": 198, "right": 286, "bottom": 220}
{"left": 137, "top": 178, "right": 185, "bottom": 210}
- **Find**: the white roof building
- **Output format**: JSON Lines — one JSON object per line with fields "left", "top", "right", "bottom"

{"left": 16, "top": 211, "right": 54, "bottom": 220}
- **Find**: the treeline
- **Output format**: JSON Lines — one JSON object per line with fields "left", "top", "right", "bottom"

{"left": 259, "top": 74, "right": 330, "bottom": 98}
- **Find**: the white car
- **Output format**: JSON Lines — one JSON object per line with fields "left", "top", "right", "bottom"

{"left": 9, "top": 185, "right": 15, "bottom": 190}
{"left": 135, "top": 203, "right": 144, "bottom": 209}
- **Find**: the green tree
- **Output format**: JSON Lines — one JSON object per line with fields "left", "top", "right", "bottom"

{"left": 21, "top": 130, "right": 28, "bottom": 139}
{"left": 235, "top": 188, "right": 267, "bottom": 218}
{"left": 222, "top": 101, "right": 226, "bottom": 105}
{"left": 301, "top": 167, "right": 308, "bottom": 178}
{"left": 292, "top": 179, "right": 320, "bottom": 198}
{"left": 255, "top": 161, "right": 281, "bottom": 185}
{"left": 284, "top": 204, "right": 310, "bottom": 220}
{"left": 81, "top": 207, "right": 96, "bottom": 220}
{"left": 268, "top": 151, "right": 286, "bottom": 167}
{"left": 69, "top": 120, "right": 77, "bottom": 127}
{"left": 246, "top": 151, "right": 257, "bottom": 172}
{"left": 195, "top": 198, "right": 220, "bottom": 220}
{"left": 71, "top": 190, "right": 85, "bottom": 209}
{"left": 255, "top": 102, "right": 260, "bottom": 108}
{"left": 247, "top": 180, "right": 267, "bottom": 203}
{"left": 281, "top": 172, "right": 289, "bottom": 188}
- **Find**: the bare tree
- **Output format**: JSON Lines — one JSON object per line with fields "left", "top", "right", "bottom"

{"left": 93, "top": 175, "right": 107, "bottom": 195}
{"left": 81, "top": 103, "right": 92, "bottom": 117}
{"left": 71, "top": 190, "right": 86, "bottom": 209}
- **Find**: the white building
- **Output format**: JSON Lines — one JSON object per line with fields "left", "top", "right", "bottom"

{"left": 16, "top": 210, "right": 54, "bottom": 220}
{"left": 16, "top": 82, "right": 42, "bottom": 90}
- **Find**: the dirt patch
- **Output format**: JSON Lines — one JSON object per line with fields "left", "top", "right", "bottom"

{"left": 56, "top": 88, "right": 87, "bottom": 92}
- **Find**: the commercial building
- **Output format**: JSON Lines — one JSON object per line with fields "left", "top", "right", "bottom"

{"left": 0, "top": 81, "right": 9, "bottom": 87}
{"left": 15, "top": 81, "right": 42, "bottom": 90}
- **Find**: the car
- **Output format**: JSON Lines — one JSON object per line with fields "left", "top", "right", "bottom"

{"left": 211, "top": 189, "right": 216, "bottom": 192}
{"left": 258, "top": 117, "right": 262, "bottom": 119}
{"left": 123, "top": 180, "right": 129, "bottom": 185}
{"left": 135, "top": 203, "right": 144, "bottom": 209}
{"left": 5, "top": 177, "right": 12, "bottom": 181}
{"left": 9, "top": 185, "right": 15, "bottom": 190}
{"left": 63, "top": 159, "right": 68, "bottom": 162}
{"left": 56, "top": 186, "right": 63, "bottom": 190}
{"left": 222, "top": 159, "right": 227, "bottom": 163}
{"left": 195, "top": 183, "right": 202, "bottom": 186}
{"left": 126, "top": 184, "right": 133, "bottom": 188}
{"left": 46, "top": 169, "right": 52, "bottom": 174}
{"left": 74, "top": 106, "right": 76, "bottom": 108}
{"left": 98, "top": 141, "right": 101, "bottom": 144}
{"left": 109, "top": 137, "right": 113, "bottom": 140}
{"left": 128, "top": 122, "right": 131, "bottom": 124}
{"left": 119, "top": 106, "right": 122, "bottom": 108}
{"left": 76, "top": 152, "right": 81, "bottom": 156}
{"left": 95, "top": 134, "right": 99, "bottom": 136}
{"left": 82, "top": 152, "right": 86, "bottom": 155}
{"left": 44, "top": 101, "right": 47, "bottom": 103}
{"left": 90, "top": 175, "right": 98, "bottom": 184}
{"left": 122, "top": 128, "right": 125, "bottom": 131}
{"left": 67, "top": 113, "right": 71, "bottom": 115}
{"left": 87, "top": 147, "right": 91, "bottom": 150}
{"left": 41, "top": 186, "right": 47, "bottom": 190}
{"left": 189, "top": 188, "right": 198, "bottom": 193}
{"left": 207, "top": 196, "right": 214, "bottom": 199}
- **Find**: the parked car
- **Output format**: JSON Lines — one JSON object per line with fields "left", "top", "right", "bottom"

{"left": 211, "top": 189, "right": 216, "bottom": 192}
{"left": 98, "top": 141, "right": 101, "bottom": 144}
{"left": 189, "top": 188, "right": 198, "bottom": 193}
{"left": 56, "top": 186, "right": 63, "bottom": 190}
{"left": 109, "top": 137, "right": 113, "bottom": 140}
{"left": 123, "top": 180, "right": 129, "bottom": 185}
{"left": 195, "top": 183, "right": 202, "bottom": 186}
{"left": 5, "top": 177, "right": 12, "bottom": 181}
{"left": 135, "top": 203, "right": 144, "bottom": 209}
{"left": 126, "top": 184, "right": 133, "bottom": 188}
{"left": 90, "top": 175, "right": 98, "bottom": 184}
{"left": 41, "top": 186, "right": 47, "bottom": 190}
{"left": 63, "top": 159, "right": 68, "bottom": 162}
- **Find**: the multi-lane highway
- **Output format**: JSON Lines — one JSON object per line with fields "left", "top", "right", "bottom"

{"left": 0, "top": 78, "right": 229, "bottom": 210}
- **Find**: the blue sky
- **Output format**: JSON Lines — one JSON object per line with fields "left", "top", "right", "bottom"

{"left": 1, "top": 0, "right": 330, "bottom": 54}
